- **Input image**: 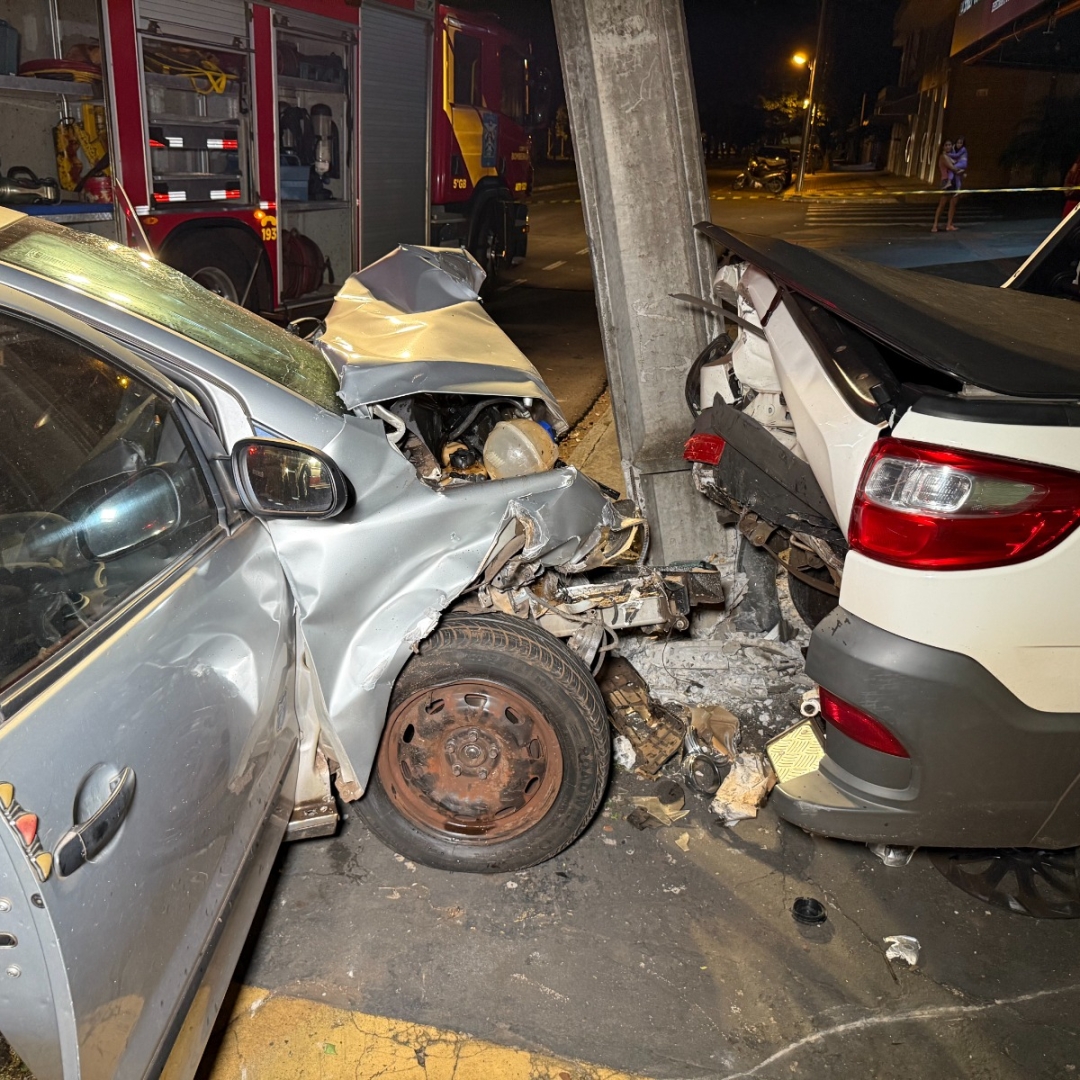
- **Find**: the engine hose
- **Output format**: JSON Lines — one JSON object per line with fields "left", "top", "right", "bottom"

{"left": 372, "top": 403, "right": 406, "bottom": 445}
{"left": 684, "top": 332, "right": 734, "bottom": 418}
{"left": 446, "top": 397, "right": 524, "bottom": 441}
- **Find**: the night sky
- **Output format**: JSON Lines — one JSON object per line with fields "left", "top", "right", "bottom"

{"left": 451, "top": 0, "right": 901, "bottom": 146}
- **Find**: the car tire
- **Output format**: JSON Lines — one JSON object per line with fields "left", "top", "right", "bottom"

{"left": 357, "top": 612, "right": 610, "bottom": 873}
{"left": 787, "top": 567, "right": 838, "bottom": 630}
{"left": 470, "top": 201, "right": 506, "bottom": 294}
{"left": 163, "top": 229, "right": 260, "bottom": 308}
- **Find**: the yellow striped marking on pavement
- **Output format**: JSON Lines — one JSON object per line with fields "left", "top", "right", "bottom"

{"left": 207, "top": 986, "right": 648, "bottom": 1080}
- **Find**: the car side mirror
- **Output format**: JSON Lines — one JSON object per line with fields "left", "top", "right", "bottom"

{"left": 231, "top": 438, "right": 348, "bottom": 519}
{"left": 78, "top": 467, "right": 181, "bottom": 561}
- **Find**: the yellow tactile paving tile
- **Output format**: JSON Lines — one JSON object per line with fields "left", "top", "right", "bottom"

{"left": 207, "top": 986, "right": 648, "bottom": 1080}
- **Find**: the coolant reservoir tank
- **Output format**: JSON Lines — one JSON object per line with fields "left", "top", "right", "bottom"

{"left": 483, "top": 419, "right": 558, "bottom": 479}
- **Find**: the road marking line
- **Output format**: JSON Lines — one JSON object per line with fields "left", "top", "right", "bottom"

{"left": 206, "top": 987, "right": 649, "bottom": 1079}
{"left": 576, "top": 247, "right": 589, "bottom": 255}
{"left": 498, "top": 278, "right": 527, "bottom": 291}
{"left": 542, "top": 261, "right": 566, "bottom": 271}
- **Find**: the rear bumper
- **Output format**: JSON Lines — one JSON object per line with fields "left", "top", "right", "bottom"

{"left": 772, "top": 608, "right": 1080, "bottom": 848}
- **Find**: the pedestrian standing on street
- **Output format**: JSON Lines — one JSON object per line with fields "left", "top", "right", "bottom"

{"left": 1063, "top": 151, "right": 1080, "bottom": 218}
{"left": 932, "top": 139, "right": 956, "bottom": 233}
{"left": 948, "top": 136, "right": 968, "bottom": 229}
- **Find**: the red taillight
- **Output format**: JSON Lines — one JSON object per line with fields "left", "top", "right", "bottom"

{"left": 819, "top": 688, "right": 908, "bottom": 757}
{"left": 850, "top": 437, "right": 1080, "bottom": 571}
{"left": 684, "top": 433, "right": 725, "bottom": 465}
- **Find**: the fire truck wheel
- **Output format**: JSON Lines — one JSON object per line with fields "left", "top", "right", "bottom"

{"left": 471, "top": 201, "right": 506, "bottom": 292}
{"left": 165, "top": 231, "right": 259, "bottom": 308}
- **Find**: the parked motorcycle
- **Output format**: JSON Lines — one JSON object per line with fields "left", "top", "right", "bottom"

{"left": 732, "top": 146, "right": 791, "bottom": 195}
{"left": 681, "top": 214, "right": 1080, "bottom": 861}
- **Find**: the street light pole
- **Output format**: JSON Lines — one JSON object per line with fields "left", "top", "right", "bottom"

{"left": 796, "top": 0, "right": 827, "bottom": 194}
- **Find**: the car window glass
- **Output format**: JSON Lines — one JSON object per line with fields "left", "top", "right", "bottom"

{"left": 0, "top": 216, "right": 342, "bottom": 414}
{"left": 453, "top": 32, "right": 482, "bottom": 107}
{"left": 0, "top": 315, "right": 218, "bottom": 694}
{"left": 500, "top": 47, "right": 525, "bottom": 124}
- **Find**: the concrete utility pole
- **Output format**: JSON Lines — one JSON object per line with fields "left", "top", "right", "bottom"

{"left": 796, "top": 0, "right": 828, "bottom": 194}
{"left": 551, "top": 0, "right": 721, "bottom": 564}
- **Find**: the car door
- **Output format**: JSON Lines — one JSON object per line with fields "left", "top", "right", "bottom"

{"left": 0, "top": 311, "right": 297, "bottom": 1080}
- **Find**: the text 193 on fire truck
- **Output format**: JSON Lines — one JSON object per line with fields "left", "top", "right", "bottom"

{"left": 0, "top": 0, "right": 547, "bottom": 317}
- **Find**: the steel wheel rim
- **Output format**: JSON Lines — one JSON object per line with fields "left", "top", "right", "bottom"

{"left": 192, "top": 265, "right": 238, "bottom": 303}
{"left": 378, "top": 680, "right": 564, "bottom": 844}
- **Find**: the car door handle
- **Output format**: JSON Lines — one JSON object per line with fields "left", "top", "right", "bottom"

{"left": 55, "top": 767, "right": 136, "bottom": 878}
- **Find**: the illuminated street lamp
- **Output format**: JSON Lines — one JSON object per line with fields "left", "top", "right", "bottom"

{"left": 791, "top": 52, "right": 809, "bottom": 67}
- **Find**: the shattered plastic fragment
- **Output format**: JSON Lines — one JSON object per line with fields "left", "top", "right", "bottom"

{"left": 598, "top": 657, "right": 685, "bottom": 775}
{"left": 627, "top": 794, "right": 689, "bottom": 829}
{"left": 709, "top": 752, "right": 775, "bottom": 826}
{"left": 883, "top": 935, "right": 921, "bottom": 966}
{"left": 675, "top": 831, "right": 691, "bottom": 852}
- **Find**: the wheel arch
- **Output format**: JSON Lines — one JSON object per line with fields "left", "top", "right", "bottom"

{"left": 467, "top": 179, "right": 514, "bottom": 247}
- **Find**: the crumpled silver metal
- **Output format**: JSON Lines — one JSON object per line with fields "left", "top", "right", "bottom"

{"left": 316, "top": 244, "right": 568, "bottom": 433}
{"left": 263, "top": 408, "right": 616, "bottom": 795}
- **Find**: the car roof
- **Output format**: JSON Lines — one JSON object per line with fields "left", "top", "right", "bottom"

{"left": 702, "top": 224, "right": 1080, "bottom": 399}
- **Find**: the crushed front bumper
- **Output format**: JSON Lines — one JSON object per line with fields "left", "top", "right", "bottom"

{"left": 772, "top": 608, "right": 1080, "bottom": 849}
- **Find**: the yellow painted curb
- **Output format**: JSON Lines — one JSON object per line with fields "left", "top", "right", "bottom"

{"left": 206, "top": 986, "right": 648, "bottom": 1080}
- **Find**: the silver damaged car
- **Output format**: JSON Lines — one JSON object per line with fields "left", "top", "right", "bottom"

{"left": 0, "top": 209, "right": 721, "bottom": 1079}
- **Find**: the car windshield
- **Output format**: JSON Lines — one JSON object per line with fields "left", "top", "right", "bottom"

{"left": 0, "top": 216, "right": 343, "bottom": 414}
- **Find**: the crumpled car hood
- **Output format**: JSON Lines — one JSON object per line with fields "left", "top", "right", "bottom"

{"left": 317, "top": 245, "right": 568, "bottom": 434}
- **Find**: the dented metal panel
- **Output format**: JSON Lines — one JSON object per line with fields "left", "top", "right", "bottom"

{"left": 318, "top": 246, "right": 567, "bottom": 432}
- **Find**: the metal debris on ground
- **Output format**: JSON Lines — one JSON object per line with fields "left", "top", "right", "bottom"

{"left": 869, "top": 843, "right": 916, "bottom": 867}
{"left": 883, "top": 935, "right": 921, "bottom": 966}
{"left": 682, "top": 703, "right": 738, "bottom": 794}
{"left": 614, "top": 576, "right": 814, "bottom": 747}
{"left": 597, "top": 656, "right": 685, "bottom": 775}
{"left": 709, "top": 751, "right": 776, "bottom": 826}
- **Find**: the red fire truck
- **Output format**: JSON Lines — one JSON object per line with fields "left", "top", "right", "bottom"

{"left": 0, "top": 0, "right": 538, "bottom": 318}
{"left": 430, "top": 4, "right": 536, "bottom": 282}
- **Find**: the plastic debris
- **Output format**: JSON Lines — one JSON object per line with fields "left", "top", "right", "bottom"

{"left": 791, "top": 897, "right": 827, "bottom": 925}
{"left": 869, "top": 843, "right": 916, "bottom": 867}
{"left": 709, "top": 752, "right": 776, "bottom": 826}
{"left": 598, "top": 657, "right": 685, "bottom": 775}
{"left": 627, "top": 786, "right": 689, "bottom": 829}
{"left": 675, "top": 831, "right": 691, "bottom": 852}
{"left": 883, "top": 935, "right": 921, "bottom": 966}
